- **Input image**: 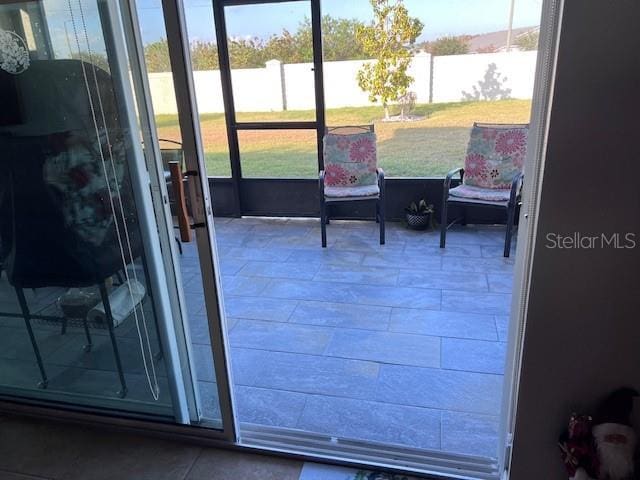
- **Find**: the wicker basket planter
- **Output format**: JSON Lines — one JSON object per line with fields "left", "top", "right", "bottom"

{"left": 405, "top": 211, "right": 432, "bottom": 230}
{"left": 405, "top": 199, "right": 434, "bottom": 230}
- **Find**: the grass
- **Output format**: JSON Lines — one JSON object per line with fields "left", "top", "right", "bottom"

{"left": 155, "top": 99, "right": 532, "bottom": 178}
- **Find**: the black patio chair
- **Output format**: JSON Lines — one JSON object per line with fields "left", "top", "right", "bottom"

{"left": 319, "top": 125, "right": 385, "bottom": 247}
{"left": 440, "top": 122, "right": 528, "bottom": 258}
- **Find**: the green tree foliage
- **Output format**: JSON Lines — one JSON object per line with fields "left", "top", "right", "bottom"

{"left": 355, "top": 0, "right": 423, "bottom": 119}
{"left": 191, "top": 40, "right": 219, "bottom": 70}
{"left": 316, "top": 16, "right": 369, "bottom": 61}
{"left": 143, "top": 15, "right": 368, "bottom": 72}
{"left": 228, "top": 37, "right": 266, "bottom": 68}
{"left": 424, "top": 35, "right": 470, "bottom": 56}
{"left": 144, "top": 39, "right": 172, "bottom": 72}
{"left": 515, "top": 30, "right": 539, "bottom": 51}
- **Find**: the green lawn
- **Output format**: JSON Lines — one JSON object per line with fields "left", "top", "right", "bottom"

{"left": 156, "top": 99, "right": 532, "bottom": 178}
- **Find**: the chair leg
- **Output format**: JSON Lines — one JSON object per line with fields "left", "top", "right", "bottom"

{"left": 175, "top": 236, "right": 183, "bottom": 255}
{"left": 504, "top": 205, "right": 516, "bottom": 258}
{"left": 320, "top": 199, "right": 327, "bottom": 248}
{"left": 82, "top": 317, "right": 93, "bottom": 352}
{"left": 378, "top": 198, "right": 385, "bottom": 245}
{"left": 15, "top": 287, "right": 48, "bottom": 389}
{"left": 325, "top": 204, "right": 330, "bottom": 225}
{"left": 99, "top": 282, "right": 127, "bottom": 398}
{"left": 375, "top": 202, "right": 380, "bottom": 223}
{"left": 440, "top": 201, "right": 449, "bottom": 248}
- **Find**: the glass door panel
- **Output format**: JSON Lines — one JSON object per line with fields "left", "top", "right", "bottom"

{"left": 0, "top": 0, "right": 208, "bottom": 423}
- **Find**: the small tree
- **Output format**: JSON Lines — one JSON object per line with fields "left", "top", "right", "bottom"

{"left": 356, "top": 0, "right": 423, "bottom": 119}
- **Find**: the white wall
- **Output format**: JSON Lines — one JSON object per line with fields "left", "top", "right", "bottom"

{"left": 148, "top": 51, "right": 536, "bottom": 115}
{"left": 509, "top": 1, "right": 640, "bottom": 478}
{"left": 432, "top": 51, "right": 537, "bottom": 103}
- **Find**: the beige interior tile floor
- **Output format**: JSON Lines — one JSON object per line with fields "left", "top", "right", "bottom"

{"left": 0, "top": 415, "right": 303, "bottom": 480}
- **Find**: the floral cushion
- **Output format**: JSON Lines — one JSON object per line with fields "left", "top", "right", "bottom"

{"left": 449, "top": 184, "right": 511, "bottom": 202}
{"left": 323, "top": 131, "right": 378, "bottom": 188}
{"left": 463, "top": 124, "right": 528, "bottom": 189}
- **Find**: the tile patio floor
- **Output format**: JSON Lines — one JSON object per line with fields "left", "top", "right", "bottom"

{"left": 183, "top": 217, "right": 515, "bottom": 459}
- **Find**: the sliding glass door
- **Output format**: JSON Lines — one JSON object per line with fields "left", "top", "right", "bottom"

{"left": 0, "top": 0, "right": 233, "bottom": 434}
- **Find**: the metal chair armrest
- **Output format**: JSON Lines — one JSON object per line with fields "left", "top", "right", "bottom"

{"left": 376, "top": 167, "right": 385, "bottom": 192}
{"left": 319, "top": 170, "right": 326, "bottom": 197}
{"left": 509, "top": 172, "right": 524, "bottom": 206}
{"left": 444, "top": 167, "right": 464, "bottom": 190}
{"left": 443, "top": 167, "right": 464, "bottom": 202}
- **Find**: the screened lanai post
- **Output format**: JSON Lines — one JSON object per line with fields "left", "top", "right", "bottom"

{"left": 319, "top": 170, "right": 327, "bottom": 247}
{"left": 311, "top": 0, "right": 326, "bottom": 171}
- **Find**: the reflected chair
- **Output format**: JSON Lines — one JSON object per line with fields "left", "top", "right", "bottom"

{"left": 0, "top": 59, "right": 147, "bottom": 396}
{"left": 319, "top": 125, "right": 385, "bottom": 247}
{"left": 440, "top": 122, "right": 528, "bottom": 258}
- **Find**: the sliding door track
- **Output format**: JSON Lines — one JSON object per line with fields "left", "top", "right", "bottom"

{"left": 239, "top": 423, "right": 500, "bottom": 480}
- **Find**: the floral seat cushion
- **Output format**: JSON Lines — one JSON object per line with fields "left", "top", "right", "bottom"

{"left": 323, "top": 131, "right": 378, "bottom": 189}
{"left": 463, "top": 124, "right": 528, "bottom": 189}
{"left": 325, "top": 184, "right": 380, "bottom": 198}
{"left": 449, "top": 184, "right": 511, "bottom": 202}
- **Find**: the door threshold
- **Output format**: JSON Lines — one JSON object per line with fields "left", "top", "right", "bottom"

{"left": 238, "top": 423, "right": 500, "bottom": 480}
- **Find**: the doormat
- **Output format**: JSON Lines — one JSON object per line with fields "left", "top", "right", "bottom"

{"left": 299, "top": 462, "right": 420, "bottom": 480}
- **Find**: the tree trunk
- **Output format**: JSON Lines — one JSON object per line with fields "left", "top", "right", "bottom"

{"left": 384, "top": 105, "right": 390, "bottom": 120}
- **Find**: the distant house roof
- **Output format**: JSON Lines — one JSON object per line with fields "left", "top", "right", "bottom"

{"left": 468, "top": 26, "right": 539, "bottom": 52}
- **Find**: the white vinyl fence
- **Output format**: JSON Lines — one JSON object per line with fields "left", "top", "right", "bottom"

{"left": 149, "top": 50, "right": 537, "bottom": 115}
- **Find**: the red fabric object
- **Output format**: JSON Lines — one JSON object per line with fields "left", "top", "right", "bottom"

{"left": 558, "top": 413, "right": 600, "bottom": 478}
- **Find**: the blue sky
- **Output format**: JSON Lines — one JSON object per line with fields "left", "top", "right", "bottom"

{"left": 136, "top": 0, "right": 543, "bottom": 45}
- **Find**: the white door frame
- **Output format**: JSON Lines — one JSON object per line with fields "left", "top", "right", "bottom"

{"left": 498, "top": 0, "right": 565, "bottom": 475}
{"left": 0, "top": 0, "right": 570, "bottom": 473}
{"left": 159, "top": 0, "right": 238, "bottom": 442}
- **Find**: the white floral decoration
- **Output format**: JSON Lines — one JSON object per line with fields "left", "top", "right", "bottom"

{"left": 0, "top": 29, "right": 30, "bottom": 75}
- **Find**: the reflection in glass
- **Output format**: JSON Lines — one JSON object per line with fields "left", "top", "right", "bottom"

{"left": 0, "top": 0, "right": 173, "bottom": 416}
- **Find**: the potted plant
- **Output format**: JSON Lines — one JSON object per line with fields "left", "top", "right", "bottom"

{"left": 405, "top": 199, "right": 434, "bottom": 230}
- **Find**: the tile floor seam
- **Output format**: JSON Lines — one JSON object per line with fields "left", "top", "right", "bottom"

{"left": 493, "top": 315, "right": 501, "bottom": 341}
{"left": 293, "top": 393, "right": 310, "bottom": 429}
{"left": 229, "top": 344, "right": 442, "bottom": 369}
{"left": 180, "top": 447, "right": 205, "bottom": 480}
{"left": 0, "top": 468, "right": 51, "bottom": 480}
{"left": 284, "top": 300, "right": 300, "bottom": 323}
{"left": 230, "top": 381, "right": 500, "bottom": 419}
{"left": 231, "top": 318, "right": 450, "bottom": 336}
